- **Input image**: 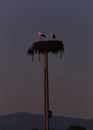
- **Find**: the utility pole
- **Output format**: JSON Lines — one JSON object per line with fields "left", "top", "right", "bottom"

{"left": 28, "top": 40, "right": 64, "bottom": 130}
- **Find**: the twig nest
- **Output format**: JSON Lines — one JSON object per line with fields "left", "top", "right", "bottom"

{"left": 27, "top": 40, "right": 64, "bottom": 60}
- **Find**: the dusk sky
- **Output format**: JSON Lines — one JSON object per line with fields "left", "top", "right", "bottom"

{"left": 0, "top": 0, "right": 93, "bottom": 119}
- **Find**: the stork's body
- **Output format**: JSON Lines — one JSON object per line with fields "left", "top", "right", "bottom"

{"left": 38, "top": 28, "right": 46, "bottom": 40}
{"left": 50, "top": 30, "right": 56, "bottom": 39}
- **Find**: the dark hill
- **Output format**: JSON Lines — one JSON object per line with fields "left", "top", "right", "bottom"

{"left": 0, "top": 112, "right": 92, "bottom": 130}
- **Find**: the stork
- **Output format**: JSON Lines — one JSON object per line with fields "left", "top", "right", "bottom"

{"left": 37, "top": 28, "right": 46, "bottom": 40}
{"left": 50, "top": 29, "right": 56, "bottom": 39}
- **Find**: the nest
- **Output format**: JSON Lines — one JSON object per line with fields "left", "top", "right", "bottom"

{"left": 28, "top": 40, "right": 64, "bottom": 61}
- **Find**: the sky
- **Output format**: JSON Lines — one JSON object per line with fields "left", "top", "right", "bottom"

{"left": 0, "top": 0, "right": 93, "bottom": 119}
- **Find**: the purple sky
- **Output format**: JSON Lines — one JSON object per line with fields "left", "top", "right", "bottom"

{"left": 0, "top": 0, "right": 93, "bottom": 119}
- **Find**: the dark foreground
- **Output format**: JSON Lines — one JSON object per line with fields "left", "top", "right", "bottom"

{"left": 0, "top": 112, "right": 92, "bottom": 130}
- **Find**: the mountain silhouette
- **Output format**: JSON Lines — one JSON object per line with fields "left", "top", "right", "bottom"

{"left": 0, "top": 112, "right": 92, "bottom": 130}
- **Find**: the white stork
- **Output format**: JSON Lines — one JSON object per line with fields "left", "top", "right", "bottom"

{"left": 50, "top": 29, "right": 56, "bottom": 39}
{"left": 37, "top": 28, "right": 46, "bottom": 40}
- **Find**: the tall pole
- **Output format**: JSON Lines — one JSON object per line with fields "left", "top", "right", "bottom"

{"left": 44, "top": 51, "right": 49, "bottom": 130}
{"left": 28, "top": 40, "right": 64, "bottom": 130}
